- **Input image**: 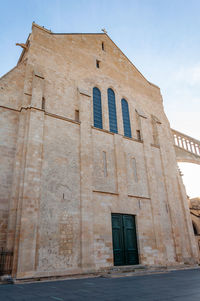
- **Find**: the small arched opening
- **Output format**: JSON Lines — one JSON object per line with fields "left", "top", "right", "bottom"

{"left": 192, "top": 222, "right": 198, "bottom": 235}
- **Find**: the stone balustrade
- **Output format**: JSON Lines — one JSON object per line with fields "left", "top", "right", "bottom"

{"left": 172, "top": 129, "right": 200, "bottom": 157}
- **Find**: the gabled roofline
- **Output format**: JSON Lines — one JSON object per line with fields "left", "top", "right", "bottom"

{"left": 53, "top": 33, "right": 105, "bottom": 35}
{"left": 17, "top": 22, "right": 160, "bottom": 89}
{"left": 0, "top": 59, "right": 26, "bottom": 80}
{"left": 102, "top": 34, "right": 159, "bottom": 89}
{"left": 32, "top": 22, "right": 52, "bottom": 33}
{"left": 32, "top": 22, "right": 105, "bottom": 35}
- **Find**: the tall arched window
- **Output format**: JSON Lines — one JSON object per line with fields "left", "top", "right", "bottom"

{"left": 93, "top": 87, "right": 103, "bottom": 129}
{"left": 121, "top": 98, "right": 132, "bottom": 138}
{"left": 107, "top": 88, "right": 118, "bottom": 133}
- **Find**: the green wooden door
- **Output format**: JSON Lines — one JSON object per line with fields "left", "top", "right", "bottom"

{"left": 123, "top": 215, "right": 139, "bottom": 265}
{"left": 111, "top": 214, "right": 124, "bottom": 265}
{"left": 111, "top": 214, "right": 139, "bottom": 266}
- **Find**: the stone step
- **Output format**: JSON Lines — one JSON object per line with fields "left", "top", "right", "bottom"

{"left": 101, "top": 264, "right": 200, "bottom": 278}
{"left": 108, "top": 264, "right": 147, "bottom": 273}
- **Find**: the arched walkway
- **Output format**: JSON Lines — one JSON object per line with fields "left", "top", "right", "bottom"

{"left": 172, "top": 129, "right": 200, "bottom": 165}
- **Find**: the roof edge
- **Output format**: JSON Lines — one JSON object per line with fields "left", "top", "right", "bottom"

{"left": 105, "top": 34, "right": 160, "bottom": 90}
{"left": 32, "top": 22, "right": 52, "bottom": 34}
{"left": 0, "top": 59, "right": 26, "bottom": 81}
{"left": 32, "top": 22, "right": 104, "bottom": 35}
{"left": 53, "top": 33, "right": 105, "bottom": 35}
{"left": 16, "top": 23, "right": 161, "bottom": 90}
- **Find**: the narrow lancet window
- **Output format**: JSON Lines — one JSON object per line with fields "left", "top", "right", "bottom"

{"left": 107, "top": 88, "right": 118, "bottom": 133}
{"left": 121, "top": 98, "right": 132, "bottom": 138}
{"left": 103, "top": 151, "right": 107, "bottom": 177}
{"left": 42, "top": 97, "right": 45, "bottom": 110}
{"left": 93, "top": 87, "right": 103, "bottom": 129}
{"left": 75, "top": 110, "right": 79, "bottom": 122}
{"left": 132, "top": 158, "right": 138, "bottom": 182}
{"left": 136, "top": 130, "right": 141, "bottom": 141}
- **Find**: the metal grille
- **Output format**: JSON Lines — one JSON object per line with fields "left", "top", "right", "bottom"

{"left": 0, "top": 249, "right": 13, "bottom": 276}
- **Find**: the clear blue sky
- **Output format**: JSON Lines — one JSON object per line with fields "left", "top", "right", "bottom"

{"left": 1, "top": 0, "right": 200, "bottom": 197}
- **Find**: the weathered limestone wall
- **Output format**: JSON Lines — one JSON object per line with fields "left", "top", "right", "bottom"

{"left": 0, "top": 59, "right": 25, "bottom": 250}
{"left": 0, "top": 23, "right": 199, "bottom": 279}
{"left": 37, "top": 116, "right": 81, "bottom": 275}
{"left": 92, "top": 130, "right": 117, "bottom": 194}
{"left": 158, "top": 125, "right": 198, "bottom": 263}
{"left": 0, "top": 108, "right": 19, "bottom": 248}
{"left": 0, "top": 61, "right": 26, "bottom": 110}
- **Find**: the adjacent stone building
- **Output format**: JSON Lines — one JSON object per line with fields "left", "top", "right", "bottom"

{"left": 189, "top": 197, "right": 200, "bottom": 250}
{"left": 0, "top": 23, "right": 199, "bottom": 280}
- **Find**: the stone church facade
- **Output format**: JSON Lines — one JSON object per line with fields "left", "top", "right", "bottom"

{"left": 0, "top": 23, "right": 198, "bottom": 280}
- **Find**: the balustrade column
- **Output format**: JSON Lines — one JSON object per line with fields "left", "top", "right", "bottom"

{"left": 174, "top": 135, "right": 178, "bottom": 146}
{"left": 185, "top": 140, "right": 189, "bottom": 151}
{"left": 182, "top": 138, "right": 186, "bottom": 150}
{"left": 193, "top": 142, "right": 198, "bottom": 155}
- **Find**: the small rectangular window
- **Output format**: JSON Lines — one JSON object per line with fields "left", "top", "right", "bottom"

{"left": 75, "top": 110, "right": 79, "bottom": 122}
{"left": 103, "top": 151, "right": 107, "bottom": 177}
{"left": 96, "top": 60, "right": 100, "bottom": 68}
{"left": 136, "top": 130, "right": 141, "bottom": 141}
{"left": 102, "top": 42, "right": 105, "bottom": 51}
{"left": 42, "top": 97, "right": 45, "bottom": 110}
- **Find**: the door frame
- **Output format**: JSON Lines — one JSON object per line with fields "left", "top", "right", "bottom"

{"left": 111, "top": 213, "right": 139, "bottom": 266}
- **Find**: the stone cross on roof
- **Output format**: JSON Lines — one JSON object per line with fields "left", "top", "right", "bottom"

{"left": 101, "top": 28, "right": 107, "bottom": 34}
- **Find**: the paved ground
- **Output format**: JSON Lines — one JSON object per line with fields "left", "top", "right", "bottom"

{"left": 1, "top": 269, "right": 200, "bottom": 300}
